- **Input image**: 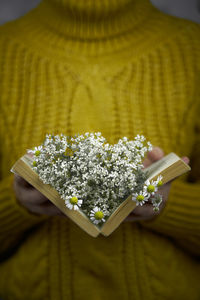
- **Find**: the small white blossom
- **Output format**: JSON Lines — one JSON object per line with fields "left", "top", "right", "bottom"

{"left": 29, "top": 132, "right": 163, "bottom": 225}
{"left": 151, "top": 194, "right": 163, "bottom": 211}
{"left": 155, "top": 175, "right": 163, "bottom": 187}
{"left": 65, "top": 196, "right": 83, "bottom": 210}
{"left": 90, "top": 207, "right": 106, "bottom": 225}
{"left": 132, "top": 191, "right": 150, "bottom": 206}
{"left": 143, "top": 179, "right": 158, "bottom": 196}
{"left": 28, "top": 145, "right": 43, "bottom": 155}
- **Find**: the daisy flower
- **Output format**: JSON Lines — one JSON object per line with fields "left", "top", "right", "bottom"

{"left": 132, "top": 191, "right": 149, "bottom": 206}
{"left": 151, "top": 194, "right": 163, "bottom": 211}
{"left": 144, "top": 179, "right": 158, "bottom": 196}
{"left": 28, "top": 145, "right": 43, "bottom": 156}
{"left": 30, "top": 132, "right": 156, "bottom": 219}
{"left": 90, "top": 207, "right": 106, "bottom": 225}
{"left": 155, "top": 175, "right": 163, "bottom": 187}
{"left": 65, "top": 196, "right": 83, "bottom": 210}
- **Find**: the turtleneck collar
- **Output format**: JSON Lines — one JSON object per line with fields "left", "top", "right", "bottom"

{"left": 47, "top": 0, "right": 136, "bottom": 13}
{"left": 10, "top": 0, "right": 167, "bottom": 59}
{"left": 36, "top": 0, "right": 155, "bottom": 40}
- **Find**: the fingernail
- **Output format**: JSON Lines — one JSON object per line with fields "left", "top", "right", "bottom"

{"left": 182, "top": 156, "right": 190, "bottom": 164}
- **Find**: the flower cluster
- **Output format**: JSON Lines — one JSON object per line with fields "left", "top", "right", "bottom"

{"left": 132, "top": 176, "right": 163, "bottom": 211}
{"left": 29, "top": 133, "right": 163, "bottom": 226}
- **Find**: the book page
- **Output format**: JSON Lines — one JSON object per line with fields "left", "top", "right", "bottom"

{"left": 144, "top": 152, "right": 190, "bottom": 181}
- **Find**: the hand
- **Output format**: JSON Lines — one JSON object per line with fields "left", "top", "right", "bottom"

{"left": 125, "top": 147, "right": 190, "bottom": 222}
{"left": 13, "top": 174, "right": 63, "bottom": 216}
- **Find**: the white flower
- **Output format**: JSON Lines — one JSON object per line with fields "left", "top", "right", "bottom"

{"left": 65, "top": 196, "right": 83, "bottom": 210}
{"left": 27, "top": 149, "right": 34, "bottom": 154}
{"left": 151, "top": 194, "right": 163, "bottom": 211}
{"left": 143, "top": 179, "right": 158, "bottom": 196}
{"left": 155, "top": 175, "right": 163, "bottom": 187}
{"left": 28, "top": 145, "right": 43, "bottom": 156}
{"left": 30, "top": 132, "right": 154, "bottom": 219}
{"left": 90, "top": 207, "right": 106, "bottom": 225}
{"left": 132, "top": 191, "right": 149, "bottom": 206}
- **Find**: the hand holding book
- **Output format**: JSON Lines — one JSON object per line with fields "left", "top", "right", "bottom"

{"left": 14, "top": 174, "right": 64, "bottom": 216}
{"left": 11, "top": 133, "right": 191, "bottom": 237}
{"left": 125, "top": 149, "right": 190, "bottom": 222}
{"left": 13, "top": 146, "right": 166, "bottom": 218}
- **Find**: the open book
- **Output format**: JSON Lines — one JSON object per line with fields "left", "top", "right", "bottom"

{"left": 11, "top": 153, "right": 190, "bottom": 237}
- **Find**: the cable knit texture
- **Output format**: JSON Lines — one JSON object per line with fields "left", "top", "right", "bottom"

{"left": 0, "top": 0, "right": 200, "bottom": 299}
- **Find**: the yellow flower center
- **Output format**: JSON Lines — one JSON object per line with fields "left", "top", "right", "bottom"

{"left": 65, "top": 148, "right": 73, "bottom": 156}
{"left": 157, "top": 180, "right": 163, "bottom": 187}
{"left": 147, "top": 185, "right": 155, "bottom": 193}
{"left": 136, "top": 195, "right": 145, "bottom": 202}
{"left": 70, "top": 197, "right": 78, "bottom": 205}
{"left": 32, "top": 161, "right": 37, "bottom": 167}
{"left": 94, "top": 211, "right": 104, "bottom": 220}
{"left": 35, "top": 150, "right": 41, "bottom": 156}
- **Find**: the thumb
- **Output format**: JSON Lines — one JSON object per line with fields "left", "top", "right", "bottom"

{"left": 143, "top": 147, "right": 165, "bottom": 168}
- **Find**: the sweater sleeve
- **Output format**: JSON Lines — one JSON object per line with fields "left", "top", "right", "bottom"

{"left": 0, "top": 45, "right": 48, "bottom": 257}
{"left": 140, "top": 178, "right": 200, "bottom": 237}
{"left": 141, "top": 45, "right": 200, "bottom": 256}
{"left": 140, "top": 111, "right": 200, "bottom": 256}
{"left": 0, "top": 174, "right": 48, "bottom": 257}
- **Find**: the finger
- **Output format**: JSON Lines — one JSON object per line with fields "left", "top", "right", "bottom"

{"left": 14, "top": 175, "right": 49, "bottom": 204}
{"left": 181, "top": 156, "right": 190, "bottom": 165}
{"left": 147, "top": 147, "right": 165, "bottom": 163}
{"left": 143, "top": 158, "right": 152, "bottom": 168}
{"left": 143, "top": 147, "right": 165, "bottom": 168}
{"left": 25, "top": 189, "right": 50, "bottom": 204}
{"left": 14, "top": 174, "right": 33, "bottom": 189}
{"left": 40, "top": 203, "right": 64, "bottom": 216}
{"left": 125, "top": 215, "right": 150, "bottom": 221}
{"left": 30, "top": 202, "right": 64, "bottom": 216}
{"left": 125, "top": 204, "right": 158, "bottom": 222}
{"left": 132, "top": 203, "right": 154, "bottom": 217}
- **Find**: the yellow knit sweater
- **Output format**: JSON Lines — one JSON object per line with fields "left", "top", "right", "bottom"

{"left": 0, "top": 0, "right": 200, "bottom": 299}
